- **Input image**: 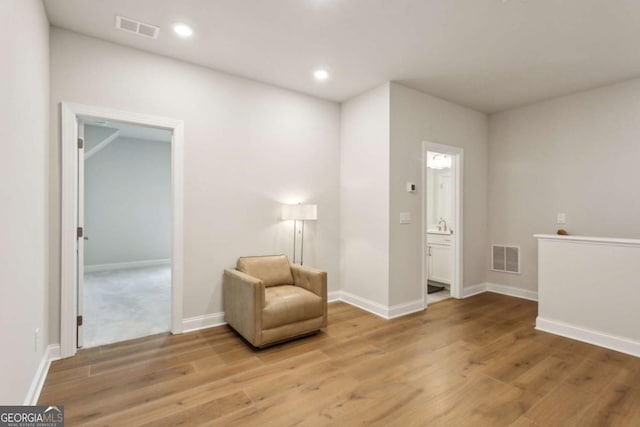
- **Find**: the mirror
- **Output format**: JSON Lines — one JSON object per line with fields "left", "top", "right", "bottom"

{"left": 426, "top": 151, "right": 453, "bottom": 232}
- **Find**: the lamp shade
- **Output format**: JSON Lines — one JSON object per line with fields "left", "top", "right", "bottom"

{"left": 281, "top": 204, "right": 317, "bottom": 221}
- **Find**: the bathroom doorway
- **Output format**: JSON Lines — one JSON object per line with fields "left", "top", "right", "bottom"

{"left": 423, "top": 142, "right": 463, "bottom": 306}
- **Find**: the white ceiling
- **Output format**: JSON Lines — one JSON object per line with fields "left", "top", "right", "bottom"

{"left": 44, "top": 0, "right": 640, "bottom": 113}
{"left": 83, "top": 119, "right": 172, "bottom": 142}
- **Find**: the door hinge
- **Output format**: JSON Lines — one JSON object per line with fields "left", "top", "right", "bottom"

{"left": 77, "top": 227, "right": 83, "bottom": 238}
{"left": 78, "top": 138, "right": 84, "bottom": 149}
{"left": 77, "top": 315, "right": 83, "bottom": 327}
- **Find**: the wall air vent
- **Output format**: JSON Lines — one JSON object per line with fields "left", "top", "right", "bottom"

{"left": 115, "top": 15, "right": 160, "bottom": 39}
{"left": 492, "top": 245, "right": 520, "bottom": 274}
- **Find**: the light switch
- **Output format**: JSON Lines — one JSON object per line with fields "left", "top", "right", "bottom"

{"left": 557, "top": 213, "right": 566, "bottom": 224}
{"left": 400, "top": 212, "right": 411, "bottom": 224}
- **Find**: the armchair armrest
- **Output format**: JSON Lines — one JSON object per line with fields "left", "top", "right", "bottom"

{"left": 289, "top": 264, "right": 327, "bottom": 299}
{"left": 223, "top": 269, "right": 265, "bottom": 344}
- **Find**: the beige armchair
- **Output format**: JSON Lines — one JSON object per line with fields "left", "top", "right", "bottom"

{"left": 223, "top": 255, "right": 327, "bottom": 348}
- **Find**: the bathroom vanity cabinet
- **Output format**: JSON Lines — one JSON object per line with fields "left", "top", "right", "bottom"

{"left": 427, "top": 232, "right": 453, "bottom": 284}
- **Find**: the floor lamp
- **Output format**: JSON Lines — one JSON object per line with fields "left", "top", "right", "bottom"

{"left": 281, "top": 204, "right": 317, "bottom": 265}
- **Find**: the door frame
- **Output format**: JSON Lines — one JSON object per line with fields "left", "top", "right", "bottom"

{"left": 60, "top": 102, "right": 185, "bottom": 358}
{"left": 76, "top": 122, "right": 85, "bottom": 348}
{"left": 422, "top": 141, "right": 464, "bottom": 306}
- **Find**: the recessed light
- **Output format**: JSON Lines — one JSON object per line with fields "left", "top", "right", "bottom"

{"left": 313, "top": 69, "right": 329, "bottom": 81}
{"left": 173, "top": 23, "right": 193, "bottom": 38}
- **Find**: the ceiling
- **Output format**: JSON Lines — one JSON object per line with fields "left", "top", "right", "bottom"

{"left": 44, "top": 0, "right": 640, "bottom": 113}
{"left": 84, "top": 118, "right": 172, "bottom": 142}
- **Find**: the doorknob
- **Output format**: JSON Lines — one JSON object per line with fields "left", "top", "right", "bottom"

{"left": 83, "top": 236, "right": 89, "bottom": 240}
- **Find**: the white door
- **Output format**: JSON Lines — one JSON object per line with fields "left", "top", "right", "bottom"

{"left": 77, "top": 121, "right": 85, "bottom": 348}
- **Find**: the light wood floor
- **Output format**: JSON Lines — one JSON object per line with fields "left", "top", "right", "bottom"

{"left": 40, "top": 293, "right": 640, "bottom": 426}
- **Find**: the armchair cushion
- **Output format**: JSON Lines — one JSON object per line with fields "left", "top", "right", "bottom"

{"left": 237, "top": 254, "right": 294, "bottom": 287}
{"left": 263, "top": 285, "right": 323, "bottom": 329}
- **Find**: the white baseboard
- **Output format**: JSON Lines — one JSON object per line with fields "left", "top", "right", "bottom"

{"left": 336, "top": 291, "right": 424, "bottom": 319}
{"left": 462, "top": 282, "right": 538, "bottom": 302}
{"left": 338, "top": 291, "right": 390, "bottom": 318}
{"left": 25, "top": 344, "right": 60, "bottom": 405}
{"left": 536, "top": 317, "right": 640, "bottom": 358}
{"left": 85, "top": 258, "right": 171, "bottom": 273}
{"left": 486, "top": 282, "right": 538, "bottom": 301}
{"left": 388, "top": 299, "right": 425, "bottom": 319}
{"left": 328, "top": 290, "right": 343, "bottom": 303}
{"left": 462, "top": 283, "right": 488, "bottom": 298}
{"left": 182, "top": 312, "right": 226, "bottom": 333}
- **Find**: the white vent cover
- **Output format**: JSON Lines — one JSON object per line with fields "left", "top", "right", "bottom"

{"left": 115, "top": 16, "right": 160, "bottom": 39}
{"left": 492, "top": 245, "right": 520, "bottom": 274}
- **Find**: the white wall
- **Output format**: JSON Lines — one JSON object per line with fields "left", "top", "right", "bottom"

{"left": 389, "top": 83, "right": 489, "bottom": 305}
{"left": 50, "top": 28, "right": 341, "bottom": 342}
{"left": 537, "top": 235, "right": 640, "bottom": 356}
{"left": 488, "top": 78, "right": 640, "bottom": 291}
{"left": 339, "top": 83, "right": 391, "bottom": 306}
{"left": 0, "top": 0, "right": 49, "bottom": 403}
{"left": 338, "top": 82, "right": 489, "bottom": 310}
{"left": 84, "top": 136, "right": 171, "bottom": 266}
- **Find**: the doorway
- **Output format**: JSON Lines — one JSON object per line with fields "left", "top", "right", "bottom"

{"left": 423, "top": 142, "right": 463, "bottom": 307}
{"left": 80, "top": 119, "right": 173, "bottom": 348}
{"left": 60, "top": 103, "right": 184, "bottom": 358}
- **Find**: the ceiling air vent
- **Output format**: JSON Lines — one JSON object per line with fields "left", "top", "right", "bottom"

{"left": 492, "top": 245, "right": 520, "bottom": 274}
{"left": 115, "top": 16, "right": 160, "bottom": 39}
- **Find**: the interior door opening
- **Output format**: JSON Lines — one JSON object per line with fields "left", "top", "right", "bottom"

{"left": 78, "top": 117, "right": 173, "bottom": 348}
{"left": 61, "top": 102, "right": 184, "bottom": 358}
{"left": 423, "top": 143, "right": 463, "bottom": 307}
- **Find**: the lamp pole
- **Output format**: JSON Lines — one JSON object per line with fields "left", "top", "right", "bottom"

{"left": 292, "top": 219, "right": 297, "bottom": 264}
{"left": 281, "top": 203, "right": 317, "bottom": 266}
{"left": 300, "top": 220, "right": 305, "bottom": 265}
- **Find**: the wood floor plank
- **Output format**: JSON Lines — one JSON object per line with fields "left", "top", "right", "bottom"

{"left": 522, "top": 382, "right": 596, "bottom": 426}
{"left": 306, "top": 380, "right": 423, "bottom": 426}
{"left": 510, "top": 416, "right": 542, "bottom": 427}
{"left": 89, "top": 347, "right": 223, "bottom": 377}
{"left": 137, "top": 391, "right": 253, "bottom": 427}
{"left": 565, "top": 358, "right": 627, "bottom": 395}
{"left": 39, "top": 293, "right": 640, "bottom": 426}
{"left": 481, "top": 339, "right": 551, "bottom": 383}
{"left": 512, "top": 355, "right": 575, "bottom": 398}
{"left": 242, "top": 359, "right": 345, "bottom": 405}
{"left": 41, "top": 365, "right": 90, "bottom": 387}
{"left": 379, "top": 374, "right": 506, "bottom": 426}
{"left": 576, "top": 381, "right": 640, "bottom": 425}
{"left": 461, "top": 382, "right": 540, "bottom": 426}
{"left": 70, "top": 358, "right": 258, "bottom": 425}
{"left": 222, "top": 367, "right": 361, "bottom": 426}
{"left": 39, "top": 363, "right": 194, "bottom": 405}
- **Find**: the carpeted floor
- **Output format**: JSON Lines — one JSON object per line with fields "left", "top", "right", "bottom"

{"left": 83, "top": 265, "right": 171, "bottom": 348}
